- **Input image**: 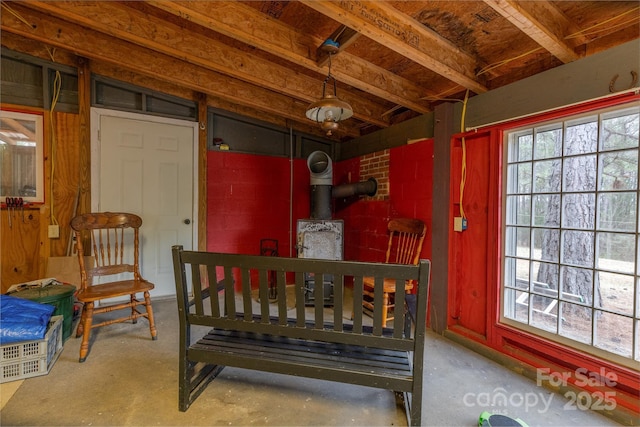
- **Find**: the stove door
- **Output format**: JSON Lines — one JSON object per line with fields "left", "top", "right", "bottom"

{"left": 296, "top": 220, "right": 344, "bottom": 261}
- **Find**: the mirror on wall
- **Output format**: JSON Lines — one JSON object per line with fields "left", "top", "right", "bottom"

{"left": 0, "top": 110, "right": 44, "bottom": 203}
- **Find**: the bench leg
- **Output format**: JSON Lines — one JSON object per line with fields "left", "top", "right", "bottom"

{"left": 179, "top": 361, "right": 226, "bottom": 411}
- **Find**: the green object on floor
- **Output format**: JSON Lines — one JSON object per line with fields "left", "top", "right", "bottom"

{"left": 12, "top": 284, "right": 76, "bottom": 342}
{"left": 478, "top": 411, "right": 529, "bottom": 427}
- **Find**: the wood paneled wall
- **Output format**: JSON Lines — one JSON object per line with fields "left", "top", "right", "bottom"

{"left": 1, "top": 108, "right": 81, "bottom": 292}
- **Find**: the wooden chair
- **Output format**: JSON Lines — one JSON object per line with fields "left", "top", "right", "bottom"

{"left": 362, "top": 218, "right": 426, "bottom": 327}
{"left": 71, "top": 212, "right": 157, "bottom": 362}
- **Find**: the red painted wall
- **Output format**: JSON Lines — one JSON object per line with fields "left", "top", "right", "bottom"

{"left": 207, "top": 151, "right": 309, "bottom": 257}
{"left": 334, "top": 140, "right": 433, "bottom": 265}
{"left": 447, "top": 94, "right": 640, "bottom": 415}
{"left": 208, "top": 139, "right": 433, "bottom": 264}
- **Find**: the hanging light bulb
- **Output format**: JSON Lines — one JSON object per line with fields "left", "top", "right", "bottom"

{"left": 306, "top": 41, "right": 353, "bottom": 136}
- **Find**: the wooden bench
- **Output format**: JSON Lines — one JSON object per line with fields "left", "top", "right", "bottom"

{"left": 171, "top": 245, "right": 431, "bottom": 426}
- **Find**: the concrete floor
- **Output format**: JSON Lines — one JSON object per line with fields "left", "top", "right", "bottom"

{"left": 0, "top": 297, "right": 620, "bottom": 426}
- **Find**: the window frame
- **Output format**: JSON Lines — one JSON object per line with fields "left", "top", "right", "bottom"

{"left": 0, "top": 109, "right": 45, "bottom": 204}
{"left": 500, "top": 99, "right": 640, "bottom": 370}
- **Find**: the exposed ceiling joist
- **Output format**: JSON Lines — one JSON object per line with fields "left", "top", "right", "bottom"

{"left": 483, "top": 0, "right": 582, "bottom": 63}
{"left": 0, "top": 4, "right": 362, "bottom": 138}
{"left": 24, "top": 0, "right": 389, "bottom": 128}
{"left": 146, "top": 0, "right": 434, "bottom": 115}
{"left": 300, "top": 0, "right": 488, "bottom": 94}
{"left": 0, "top": 0, "right": 637, "bottom": 143}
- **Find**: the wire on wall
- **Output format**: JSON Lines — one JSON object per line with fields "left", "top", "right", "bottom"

{"left": 459, "top": 90, "right": 470, "bottom": 220}
{"left": 1, "top": 2, "right": 34, "bottom": 29}
{"left": 46, "top": 46, "right": 62, "bottom": 227}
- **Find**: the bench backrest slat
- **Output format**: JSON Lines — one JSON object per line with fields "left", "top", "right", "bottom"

{"left": 172, "top": 246, "right": 430, "bottom": 351}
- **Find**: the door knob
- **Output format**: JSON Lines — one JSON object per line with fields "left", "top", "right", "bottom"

{"left": 183, "top": 219, "right": 191, "bottom": 225}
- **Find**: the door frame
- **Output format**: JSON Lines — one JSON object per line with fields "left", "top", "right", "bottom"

{"left": 90, "top": 107, "right": 199, "bottom": 251}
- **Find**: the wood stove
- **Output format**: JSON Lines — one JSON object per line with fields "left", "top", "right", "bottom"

{"left": 296, "top": 219, "right": 343, "bottom": 305}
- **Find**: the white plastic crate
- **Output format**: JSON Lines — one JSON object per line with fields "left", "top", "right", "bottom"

{"left": 0, "top": 315, "right": 63, "bottom": 383}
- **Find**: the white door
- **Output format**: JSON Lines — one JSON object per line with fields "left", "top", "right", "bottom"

{"left": 91, "top": 109, "right": 197, "bottom": 296}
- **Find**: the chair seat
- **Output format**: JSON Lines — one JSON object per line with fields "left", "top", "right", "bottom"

{"left": 76, "top": 279, "right": 154, "bottom": 302}
{"left": 363, "top": 277, "right": 414, "bottom": 293}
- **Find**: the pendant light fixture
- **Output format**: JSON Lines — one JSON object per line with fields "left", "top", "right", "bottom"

{"left": 305, "top": 39, "right": 353, "bottom": 136}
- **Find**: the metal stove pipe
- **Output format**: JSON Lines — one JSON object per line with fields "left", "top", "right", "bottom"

{"left": 307, "top": 151, "right": 378, "bottom": 220}
{"left": 332, "top": 177, "right": 377, "bottom": 198}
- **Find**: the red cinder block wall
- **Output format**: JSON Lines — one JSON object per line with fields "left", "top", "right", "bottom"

{"left": 207, "top": 151, "right": 310, "bottom": 258}
{"left": 206, "top": 139, "right": 433, "bottom": 267}
{"left": 334, "top": 140, "right": 433, "bottom": 265}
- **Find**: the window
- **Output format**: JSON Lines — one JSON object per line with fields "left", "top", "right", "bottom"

{"left": 0, "top": 110, "right": 44, "bottom": 203}
{"left": 502, "top": 102, "right": 640, "bottom": 366}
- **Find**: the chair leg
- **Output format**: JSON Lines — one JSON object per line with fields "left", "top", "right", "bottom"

{"left": 131, "top": 295, "right": 138, "bottom": 324}
{"left": 76, "top": 303, "right": 87, "bottom": 337}
{"left": 382, "top": 292, "right": 389, "bottom": 327}
{"left": 79, "top": 302, "right": 94, "bottom": 362}
{"left": 144, "top": 291, "right": 158, "bottom": 340}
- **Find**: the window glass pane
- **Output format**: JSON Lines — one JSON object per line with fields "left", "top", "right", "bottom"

{"left": 599, "top": 149, "right": 638, "bottom": 191}
{"left": 565, "top": 116, "right": 598, "bottom": 155}
{"left": 636, "top": 319, "right": 640, "bottom": 362}
{"left": 508, "top": 132, "right": 533, "bottom": 162}
{"left": 637, "top": 277, "right": 640, "bottom": 325}
{"left": 534, "top": 126, "right": 562, "bottom": 159}
{"left": 504, "top": 288, "right": 529, "bottom": 323}
{"left": 506, "top": 195, "right": 530, "bottom": 225}
{"left": 0, "top": 111, "right": 43, "bottom": 202}
{"left": 506, "top": 163, "right": 532, "bottom": 194}
{"left": 505, "top": 227, "right": 530, "bottom": 258}
{"left": 0, "top": 128, "right": 37, "bottom": 196}
{"left": 533, "top": 194, "right": 560, "bottom": 226}
{"left": 594, "top": 310, "right": 633, "bottom": 357}
{"left": 531, "top": 295, "right": 558, "bottom": 333}
{"left": 531, "top": 261, "right": 558, "bottom": 290}
{"left": 598, "top": 192, "right": 636, "bottom": 231}
{"left": 560, "top": 266, "right": 592, "bottom": 305}
{"left": 95, "top": 83, "right": 143, "bottom": 110}
{"left": 562, "top": 193, "right": 595, "bottom": 229}
{"left": 515, "top": 227, "right": 530, "bottom": 258}
{"left": 533, "top": 159, "right": 561, "bottom": 192}
{"left": 596, "top": 272, "right": 634, "bottom": 316}
{"left": 597, "top": 232, "right": 635, "bottom": 273}
{"left": 504, "top": 257, "right": 530, "bottom": 289}
{"left": 503, "top": 257, "right": 517, "bottom": 286}
{"left": 532, "top": 229, "right": 559, "bottom": 263}
{"left": 561, "top": 230, "right": 594, "bottom": 267}
{"left": 560, "top": 302, "right": 592, "bottom": 344}
{"left": 516, "top": 259, "right": 530, "bottom": 284}
{"left": 563, "top": 155, "right": 596, "bottom": 191}
{"left": 601, "top": 109, "right": 639, "bottom": 151}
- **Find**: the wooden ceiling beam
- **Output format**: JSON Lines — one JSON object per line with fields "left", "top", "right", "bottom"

{"left": 145, "top": 0, "right": 433, "bottom": 114}
{"left": 22, "top": 0, "right": 388, "bottom": 129}
{"left": 299, "top": 0, "right": 487, "bottom": 94}
{"left": 0, "top": 4, "right": 362, "bottom": 139}
{"left": 483, "top": 0, "right": 582, "bottom": 63}
{"left": 316, "top": 25, "right": 360, "bottom": 67}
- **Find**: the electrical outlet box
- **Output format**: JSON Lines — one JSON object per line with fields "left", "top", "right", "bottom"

{"left": 454, "top": 217, "right": 468, "bottom": 232}
{"left": 48, "top": 225, "right": 60, "bottom": 239}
